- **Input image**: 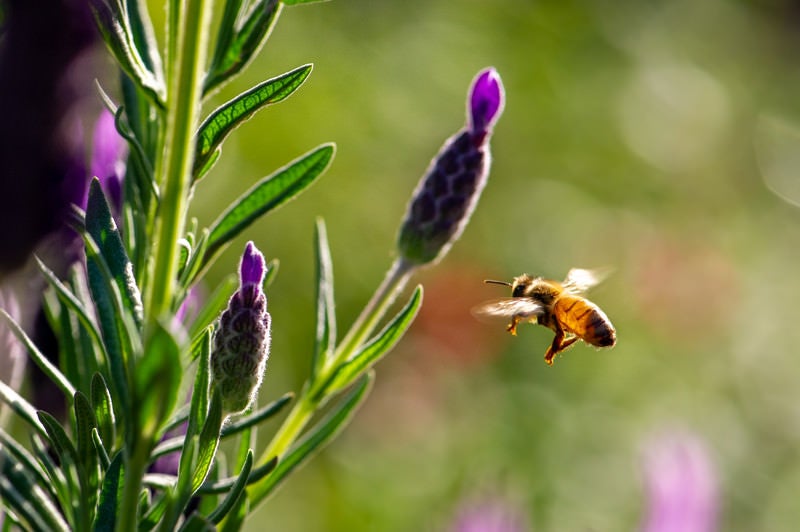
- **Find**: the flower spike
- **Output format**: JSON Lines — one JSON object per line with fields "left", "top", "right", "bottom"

{"left": 397, "top": 67, "right": 505, "bottom": 266}
{"left": 210, "top": 242, "right": 272, "bottom": 414}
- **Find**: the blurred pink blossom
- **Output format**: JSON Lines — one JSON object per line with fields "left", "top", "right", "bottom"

{"left": 640, "top": 430, "right": 719, "bottom": 532}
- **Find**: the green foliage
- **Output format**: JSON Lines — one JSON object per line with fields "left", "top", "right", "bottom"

{"left": 0, "top": 0, "right": 493, "bottom": 529}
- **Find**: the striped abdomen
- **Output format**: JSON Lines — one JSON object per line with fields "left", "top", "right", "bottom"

{"left": 553, "top": 295, "right": 616, "bottom": 348}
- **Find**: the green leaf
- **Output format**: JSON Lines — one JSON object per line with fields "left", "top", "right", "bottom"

{"left": 139, "top": 491, "right": 169, "bottom": 531}
{"left": 192, "top": 389, "right": 224, "bottom": 494}
{"left": 85, "top": 179, "right": 144, "bottom": 328}
{"left": 220, "top": 392, "right": 293, "bottom": 438}
{"left": 0, "top": 380, "right": 46, "bottom": 437}
{"left": 151, "top": 392, "right": 292, "bottom": 462}
{"left": 0, "top": 428, "right": 50, "bottom": 490}
{"left": 187, "top": 328, "right": 212, "bottom": 441}
{"left": 91, "top": 373, "right": 117, "bottom": 453}
{"left": 207, "top": 451, "right": 252, "bottom": 523}
{"left": 178, "top": 513, "right": 215, "bottom": 532}
{"left": 218, "top": 492, "right": 248, "bottom": 532}
{"left": 194, "top": 64, "right": 312, "bottom": 178}
{"left": 92, "top": 429, "right": 111, "bottom": 470}
{"left": 204, "top": 0, "right": 282, "bottom": 94}
{"left": 0, "top": 308, "right": 76, "bottom": 398}
{"left": 136, "top": 322, "right": 183, "bottom": 442}
{"left": 204, "top": 143, "right": 335, "bottom": 265}
{"left": 93, "top": 451, "right": 125, "bottom": 532}
{"left": 88, "top": 1, "right": 165, "bottom": 106}
{"left": 199, "top": 455, "right": 276, "bottom": 495}
{"left": 326, "top": 286, "right": 423, "bottom": 395}
{"left": 0, "top": 448, "right": 69, "bottom": 532}
{"left": 311, "top": 218, "right": 336, "bottom": 381}
{"left": 74, "top": 392, "right": 100, "bottom": 475}
{"left": 255, "top": 373, "right": 373, "bottom": 499}
{"left": 38, "top": 411, "right": 79, "bottom": 465}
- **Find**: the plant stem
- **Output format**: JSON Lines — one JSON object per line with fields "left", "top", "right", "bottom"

{"left": 145, "top": 0, "right": 214, "bottom": 321}
{"left": 247, "top": 258, "right": 416, "bottom": 508}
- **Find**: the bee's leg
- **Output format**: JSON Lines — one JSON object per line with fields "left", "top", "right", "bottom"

{"left": 544, "top": 329, "right": 579, "bottom": 365}
{"left": 506, "top": 315, "right": 521, "bottom": 336}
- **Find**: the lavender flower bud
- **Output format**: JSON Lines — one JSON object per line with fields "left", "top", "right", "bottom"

{"left": 397, "top": 67, "right": 505, "bottom": 265}
{"left": 210, "top": 242, "right": 271, "bottom": 414}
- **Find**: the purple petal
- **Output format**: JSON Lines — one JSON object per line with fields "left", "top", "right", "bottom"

{"left": 640, "top": 431, "right": 718, "bottom": 532}
{"left": 240, "top": 242, "right": 266, "bottom": 287}
{"left": 90, "top": 109, "right": 126, "bottom": 211}
{"left": 469, "top": 67, "right": 505, "bottom": 135}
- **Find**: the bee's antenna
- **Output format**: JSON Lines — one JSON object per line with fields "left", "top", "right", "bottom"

{"left": 483, "top": 279, "right": 512, "bottom": 287}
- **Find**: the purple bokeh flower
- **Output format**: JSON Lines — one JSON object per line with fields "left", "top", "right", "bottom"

{"left": 89, "top": 109, "right": 127, "bottom": 213}
{"left": 210, "top": 242, "right": 271, "bottom": 414}
{"left": 397, "top": 67, "right": 505, "bottom": 266}
{"left": 450, "top": 494, "right": 530, "bottom": 532}
{"left": 640, "top": 430, "right": 719, "bottom": 532}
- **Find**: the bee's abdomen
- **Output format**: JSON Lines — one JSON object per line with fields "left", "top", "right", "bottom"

{"left": 556, "top": 297, "right": 616, "bottom": 348}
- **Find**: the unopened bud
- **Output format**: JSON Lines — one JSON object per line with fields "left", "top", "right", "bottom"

{"left": 397, "top": 67, "right": 505, "bottom": 265}
{"left": 210, "top": 242, "right": 271, "bottom": 414}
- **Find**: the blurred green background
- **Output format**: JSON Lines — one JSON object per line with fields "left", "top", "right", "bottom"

{"left": 183, "top": 0, "right": 800, "bottom": 529}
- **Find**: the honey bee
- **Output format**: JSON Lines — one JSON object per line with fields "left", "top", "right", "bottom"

{"left": 473, "top": 268, "right": 616, "bottom": 365}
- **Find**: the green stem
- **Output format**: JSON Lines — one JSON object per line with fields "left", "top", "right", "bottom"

{"left": 116, "top": 442, "right": 150, "bottom": 532}
{"left": 145, "top": 0, "right": 214, "bottom": 321}
{"left": 247, "top": 258, "right": 416, "bottom": 507}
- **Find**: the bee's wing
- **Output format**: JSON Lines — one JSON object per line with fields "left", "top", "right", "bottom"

{"left": 562, "top": 267, "right": 612, "bottom": 294}
{"left": 471, "top": 298, "right": 544, "bottom": 323}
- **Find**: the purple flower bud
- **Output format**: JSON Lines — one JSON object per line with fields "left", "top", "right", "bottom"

{"left": 210, "top": 242, "right": 271, "bottom": 414}
{"left": 469, "top": 68, "right": 505, "bottom": 137}
{"left": 89, "top": 109, "right": 126, "bottom": 213}
{"left": 397, "top": 68, "right": 504, "bottom": 266}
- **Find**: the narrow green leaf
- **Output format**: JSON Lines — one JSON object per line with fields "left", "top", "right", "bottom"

{"left": 311, "top": 218, "right": 336, "bottom": 381}
{"left": 204, "top": 143, "right": 335, "bottom": 265}
{"left": 74, "top": 392, "right": 99, "bottom": 476}
{"left": 93, "top": 451, "right": 125, "bottom": 532}
{"left": 36, "top": 258, "right": 106, "bottom": 368}
{"left": 192, "top": 390, "right": 223, "bottom": 494}
{"left": 220, "top": 392, "right": 293, "bottom": 438}
{"left": 207, "top": 451, "right": 252, "bottom": 523}
{"left": 0, "top": 308, "right": 76, "bottom": 398}
{"left": 204, "top": 0, "right": 282, "bottom": 94}
{"left": 86, "top": 179, "right": 144, "bottom": 327}
{"left": 199, "top": 455, "right": 276, "bottom": 495}
{"left": 326, "top": 286, "right": 423, "bottom": 395}
{"left": 124, "top": 0, "right": 164, "bottom": 79}
{"left": 0, "top": 449, "right": 69, "bottom": 532}
{"left": 92, "top": 428, "right": 111, "bottom": 470}
{"left": 194, "top": 64, "right": 312, "bottom": 178}
{"left": 152, "top": 392, "right": 291, "bottom": 462}
{"left": 91, "top": 373, "right": 116, "bottom": 452}
{"left": 187, "top": 329, "right": 212, "bottom": 441}
{"left": 88, "top": 1, "right": 165, "bottom": 106}
{"left": 178, "top": 513, "right": 215, "bottom": 532}
{"left": 139, "top": 492, "right": 169, "bottom": 531}
{"left": 0, "top": 380, "right": 46, "bottom": 437}
{"left": 82, "top": 211, "right": 134, "bottom": 418}
{"left": 136, "top": 322, "right": 182, "bottom": 442}
{"left": 37, "top": 411, "right": 79, "bottom": 465}
{"left": 193, "top": 147, "right": 220, "bottom": 181}
{"left": 254, "top": 373, "right": 373, "bottom": 499}
{"left": 0, "top": 428, "right": 50, "bottom": 489}
{"left": 218, "top": 492, "right": 248, "bottom": 532}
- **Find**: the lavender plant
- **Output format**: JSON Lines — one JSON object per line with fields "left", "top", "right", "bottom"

{"left": 0, "top": 0, "right": 504, "bottom": 529}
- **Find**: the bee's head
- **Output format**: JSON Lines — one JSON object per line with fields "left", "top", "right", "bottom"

{"left": 511, "top": 274, "right": 535, "bottom": 297}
